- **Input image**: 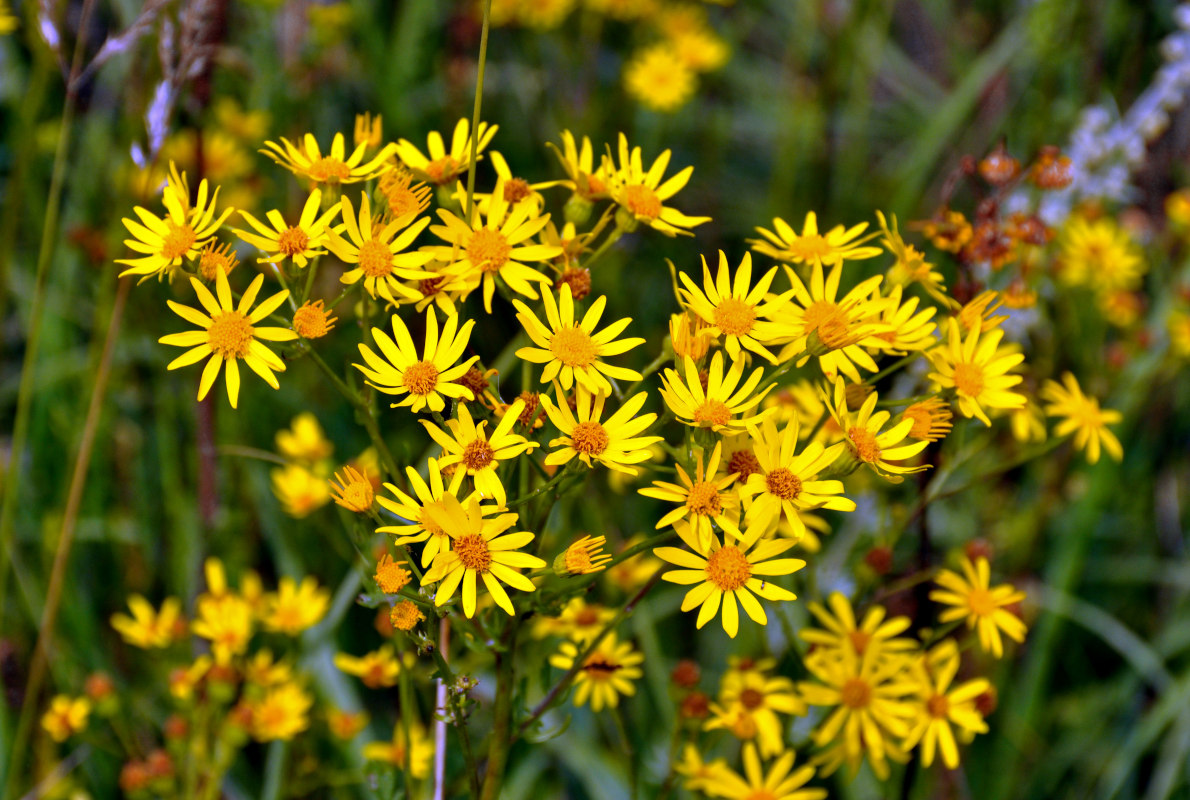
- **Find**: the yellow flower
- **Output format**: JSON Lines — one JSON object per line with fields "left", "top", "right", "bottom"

{"left": 659, "top": 352, "right": 772, "bottom": 434}
{"left": 902, "top": 649, "right": 991, "bottom": 769}
{"left": 329, "top": 465, "right": 376, "bottom": 512}
{"left": 243, "top": 649, "right": 294, "bottom": 687}
{"left": 708, "top": 672, "right": 807, "bottom": 757}
{"left": 1040, "top": 372, "right": 1123, "bottom": 464}
{"left": 678, "top": 251, "right": 794, "bottom": 364}
{"left": 957, "top": 290, "right": 1008, "bottom": 333}
{"left": 675, "top": 743, "right": 734, "bottom": 795}
{"left": 376, "top": 458, "right": 469, "bottom": 568}
{"left": 548, "top": 129, "right": 613, "bottom": 201}
{"left": 326, "top": 193, "right": 434, "bottom": 304}
{"left": 363, "top": 723, "right": 434, "bottom": 778}
{"left": 394, "top": 118, "right": 498, "bottom": 186}
{"left": 271, "top": 464, "right": 332, "bottom": 517}
{"left": 799, "top": 645, "right": 916, "bottom": 779}
{"left": 159, "top": 271, "right": 297, "bottom": 408}
{"left": 514, "top": 285, "right": 645, "bottom": 393}
{"left": 928, "top": 318, "right": 1026, "bottom": 426}
{"left": 421, "top": 493, "right": 546, "bottom": 617}
{"left": 655, "top": 520, "right": 802, "bottom": 637}
{"left": 1009, "top": 398, "right": 1047, "bottom": 444}
{"left": 824, "top": 377, "right": 929, "bottom": 481}
{"left": 0, "top": 1, "right": 18, "bottom": 34}
{"left": 111, "top": 595, "right": 183, "bottom": 648}
{"left": 454, "top": 150, "right": 563, "bottom": 215}
{"left": 608, "top": 133, "right": 710, "bottom": 236}
{"left": 699, "top": 744, "right": 826, "bottom": 800}
{"left": 539, "top": 385, "right": 662, "bottom": 474}
{"left": 232, "top": 189, "right": 341, "bottom": 268}
{"left": 669, "top": 311, "right": 713, "bottom": 360}
{"left": 930, "top": 556, "right": 1027, "bottom": 659}
{"left": 751, "top": 211, "right": 881, "bottom": 268}
{"left": 429, "top": 177, "right": 562, "bottom": 313}
{"left": 292, "top": 299, "right": 337, "bottom": 339}
{"left": 327, "top": 707, "right": 369, "bottom": 739}
{"left": 421, "top": 400, "right": 538, "bottom": 506}
{"left": 548, "top": 633, "right": 644, "bottom": 711}
{"left": 244, "top": 681, "right": 313, "bottom": 742}
{"left": 623, "top": 43, "right": 697, "bottom": 113}
{"left": 875, "top": 211, "right": 953, "bottom": 307}
{"left": 532, "top": 597, "right": 617, "bottom": 643}
{"left": 1056, "top": 215, "right": 1145, "bottom": 291}
{"left": 640, "top": 442, "right": 742, "bottom": 549}
{"left": 379, "top": 165, "right": 433, "bottom": 220}
{"left": 262, "top": 576, "right": 329, "bottom": 635}
{"left": 335, "top": 645, "right": 402, "bottom": 688}
{"left": 169, "top": 656, "right": 212, "bottom": 700}
{"left": 117, "top": 172, "right": 233, "bottom": 281}
{"left": 374, "top": 554, "right": 412, "bottom": 594}
{"left": 389, "top": 600, "right": 426, "bottom": 631}
{"left": 198, "top": 241, "right": 239, "bottom": 281}
{"left": 41, "top": 696, "right": 91, "bottom": 743}
{"left": 801, "top": 593, "right": 915, "bottom": 663}
{"left": 353, "top": 307, "right": 480, "bottom": 413}
{"left": 740, "top": 416, "right": 853, "bottom": 541}
{"left": 555, "top": 534, "right": 613, "bottom": 576}
{"left": 871, "top": 285, "right": 937, "bottom": 355}
{"left": 192, "top": 591, "right": 254, "bottom": 664}
{"left": 1168, "top": 309, "right": 1190, "bottom": 358}
{"left": 781, "top": 262, "right": 888, "bottom": 382}
{"left": 276, "top": 413, "right": 334, "bottom": 463}
{"left": 900, "top": 396, "right": 953, "bottom": 442}
{"left": 261, "top": 132, "right": 394, "bottom": 187}
{"left": 354, "top": 112, "right": 383, "bottom": 150}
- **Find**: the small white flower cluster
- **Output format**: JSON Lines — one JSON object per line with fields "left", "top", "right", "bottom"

{"left": 1035, "top": 3, "right": 1190, "bottom": 224}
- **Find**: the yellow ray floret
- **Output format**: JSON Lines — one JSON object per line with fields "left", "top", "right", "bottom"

{"left": 608, "top": 133, "right": 710, "bottom": 236}
{"left": 117, "top": 169, "right": 233, "bottom": 281}
{"left": 927, "top": 318, "right": 1026, "bottom": 426}
{"left": 750, "top": 211, "right": 881, "bottom": 267}
{"left": 326, "top": 193, "right": 434, "bottom": 305}
{"left": 539, "top": 385, "right": 663, "bottom": 474}
{"left": 159, "top": 270, "right": 296, "bottom": 408}
{"left": 1040, "top": 372, "right": 1123, "bottom": 464}
{"left": 232, "top": 189, "right": 341, "bottom": 268}
{"left": 639, "top": 441, "right": 741, "bottom": 550}
{"left": 377, "top": 458, "right": 472, "bottom": 569}
{"left": 659, "top": 351, "right": 773, "bottom": 433}
{"left": 393, "top": 118, "right": 498, "bottom": 186}
{"left": 930, "top": 555, "right": 1026, "bottom": 659}
{"left": 260, "top": 132, "right": 395, "bottom": 187}
{"left": 420, "top": 400, "right": 537, "bottom": 506}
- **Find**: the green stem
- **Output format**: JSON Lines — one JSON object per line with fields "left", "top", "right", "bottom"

{"left": 261, "top": 740, "right": 287, "bottom": 800}
{"left": 462, "top": 0, "right": 493, "bottom": 222}
{"left": 582, "top": 224, "right": 625, "bottom": 271}
{"left": 305, "top": 346, "right": 400, "bottom": 480}
{"left": 622, "top": 348, "right": 671, "bottom": 399}
{"left": 480, "top": 619, "right": 518, "bottom": 800}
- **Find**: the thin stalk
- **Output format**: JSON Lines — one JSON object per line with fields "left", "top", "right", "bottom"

{"left": 462, "top": 0, "right": 493, "bottom": 222}
{"left": 432, "top": 617, "right": 451, "bottom": 800}
{"left": 480, "top": 619, "right": 518, "bottom": 800}
{"left": 582, "top": 224, "right": 625, "bottom": 271}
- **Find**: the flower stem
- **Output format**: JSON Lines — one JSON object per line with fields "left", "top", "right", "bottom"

{"left": 462, "top": 0, "right": 493, "bottom": 223}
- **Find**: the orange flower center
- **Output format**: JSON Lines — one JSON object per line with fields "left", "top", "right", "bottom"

{"left": 743, "top": 791, "right": 779, "bottom": 800}
{"left": 504, "top": 178, "right": 533, "bottom": 203}
{"left": 207, "top": 311, "right": 254, "bottom": 359}
{"left": 840, "top": 677, "right": 872, "bottom": 709}
{"left": 623, "top": 184, "right": 661, "bottom": 220}
{"left": 424, "top": 156, "right": 459, "bottom": 185}
{"left": 967, "top": 587, "right": 996, "bottom": 617}
{"left": 765, "top": 467, "right": 802, "bottom": 500}
{"left": 926, "top": 694, "right": 950, "bottom": 719}
{"left": 692, "top": 399, "right": 731, "bottom": 427}
{"left": 293, "top": 301, "right": 334, "bottom": 339}
{"left": 358, "top": 239, "right": 394, "bottom": 278}
{"left": 550, "top": 326, "right": 597, "bottom": 367}
{"left": 714, "top": 297, "right": 756, "bottom": 337}
{"left": 574, "top": 606, "right": 600, "bottom": 626}
{"left": 462, "top": 438, "right": 495, "bottom": 471}
{"left": 161, "top": 221, "right": 197, "bottom": 260}
{"left": 847, "top": 426, "right": 882, "bottom": 463}
{"left": 802, "top": 300, "right": 843, "bottom": 337}
{"left": 309, "top": 156, "right": 351, "bottom": 183}
{"left": 582, "top": 654, "right": 620, "bottom": 680}
{"left": 953, "top": 361, "right": 985, "bottom": 397}
{"left": 727, "top": 449, "right": 762, "bottom": 481}
{"left": 419, "top": 276, "right": 444, "bottom": 296}
{"left": 454, "top": 533, "right": 492, "bottom": 573}
{"left": 403, "top": 361, "right": 439, "bottom": 396}
{"left": 787, "top": 234, "right": 831, "bottom": 262}
{"left": 739, "top": 687, "right": 764, "bottom": 710}
{"left": 584, "top": 174, "right": 606, "bottom": 197}
{"left": 278, "top": 226, "right": 310, "bottom": 257}
{"left": 685, "top": 481, "right": 722, "bottom": 516}
{"left": 706, "top": 545, "right": 750, "bottom": 591}
{"left": 467, "top": 228, "right": 512, "bottom": 273}
{"left": 198, "top": 242, "right": 236, "bottom": 279}
{"left": 571, "top": 421, "right": 609, "bottom": 455}
{"left": 390, "top": 600, "right": 424, "bottom": 631}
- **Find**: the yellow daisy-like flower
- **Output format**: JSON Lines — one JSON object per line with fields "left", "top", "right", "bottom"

{"left": 334, "top": 645, "right": 402, "bottom": 689}
{"left": 117, "top": 175, "right": 233, "bottom": 280}
{"left": 292, "top": 299, "right": 337, "bottom": 339}
{"left": 1040, "top": 372, "right": 1123, "bottom": 464}
{"left": 421, "top": 400, "right": 538, "bottom": 506}
{"left": 353, "top": 307, "right": 479, "bottom": 414}
{"left": 608, "top": 133, "right": 710, "bottom": 236}
{"left": 801, "top": 592, "right": 915, "bottom": 663}
{"left": 927, "top": 318, "right": 1026, "bottom": 426}
{"left": 957, "top": 290, "right": 1008, "bottom": 333}
{"left": 421, "top": 493, "right": 546, "bottom": 617}
{"left": 1009, "top": 398, "right": 1047, "bottom": 444}
{"left": 902, "top": 648, "right": 991, "bottom": 769}
{"left": 623, "top": 43, "right": 697, "bottom": 113}
{"left": 329, "top": 465, "right": 375, "bottom": 512}
{"left": 548, "top": 129, "right": 613, "bottom": 201}
{"left": 555, "top": 535, "right": 613, "bottom": 576}
{"left": 539, "top": 385, "right": 662, "bottom": 474}
{"left": 260, "top": 132, "right": 395, "bottom": 187}
{"left": 678, "top": 251, "right": 794, "bottom": 364}
{"left": 192, "top": 591, "right": 254, "bottom": 664}
{"left": 244, "top": 681, "right": 313, "bottom": 742}
{"left": 751, "top": 211, "right": 882, "bottom": 268}
{"left": 656, "top": 521, "right": 802, "bottom": 638}
{"left": 870, "top": 285, "right": 937, "bottom": 355}
{"left": 232, "top": 189, "right": 341, "bottom": 268}
{"left": 41, "top": 696, "right": 91, "bottom": 743}
{"left": 262, "top": 576, "right": 330, "bottom": 635}
{"left": 1056, "top": 214, "right": 1145, "bottom": 292}
{"left": 740, "top": 416, "right": 853, "bottom": 541}
{"left": 532, "top": 597, "right": 616, "bottom": 642}
{"left": 374, "top": 553, "right": 412, "bottom": 594}
{"left": 326, "top": 193, "right": 434, "bottom": 305}
{"left": 379, "top": 165, "right": 433, "bottom": 221}
{"left": 700, "top": 744, "right": 826, "bottom": 800}
{"left": 271, "top": 464, "right": 333, "bottom": 518}
{"left": 930, "top": 556, "right": 1027, "bottom": 659}
{"left": 159, "top": 271, "right": 297, "bottom": 408}
{"left": 429, "top": 177, "right": 562, "bottom": 312}
{"left": 659, "top": 352, "right": 772, "bottom": 434}
{"left": 548, "top": 633, "right": 645, "bottom": 711}
{"left": 780, "top": 262, "right": 888, "bottom": 382}
{"left": 640, "top": 443, "right": 742, "bottom": 549}
{"left": 824, "top": 377, "right": 929, "bottom": 481}
{"left": 669, "top": 310, "right": 714, "bottom": 360}
{"left": 390, "top": 600, "right": 426, "bottom": 631}
{"left": 454, "top": 150, "right": 563, "bottom": 215}
{"left": 393, "top": 118, "right": 498, "bottom": 186}
{"left": 276, "top": 412, "right": 333, "bottom": 463}
{"left": 708, "top": 671, "right": 807, "bottom": 757}
{"left": 799, "top": 645, "right": 917, "bottom": 779}
{"left": 111, "top": 595, "right": 183, "bottom": 649}
{"left": 875, "top": 211, "right": 953, "bottom": 307}
{"left": 901, "top": 396, "right": 954, "bottom": 442}
{"left": 354, "top": 112, "right": 383, "bottom": 150}
{"left": 514, "top": 285, "right": 644, "bottom": 394}
{"left": 377, "top": 458, "right": 469, "bottom": 568}
{"left": 363, "top": 723, "right": 434, "bottom": 778}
